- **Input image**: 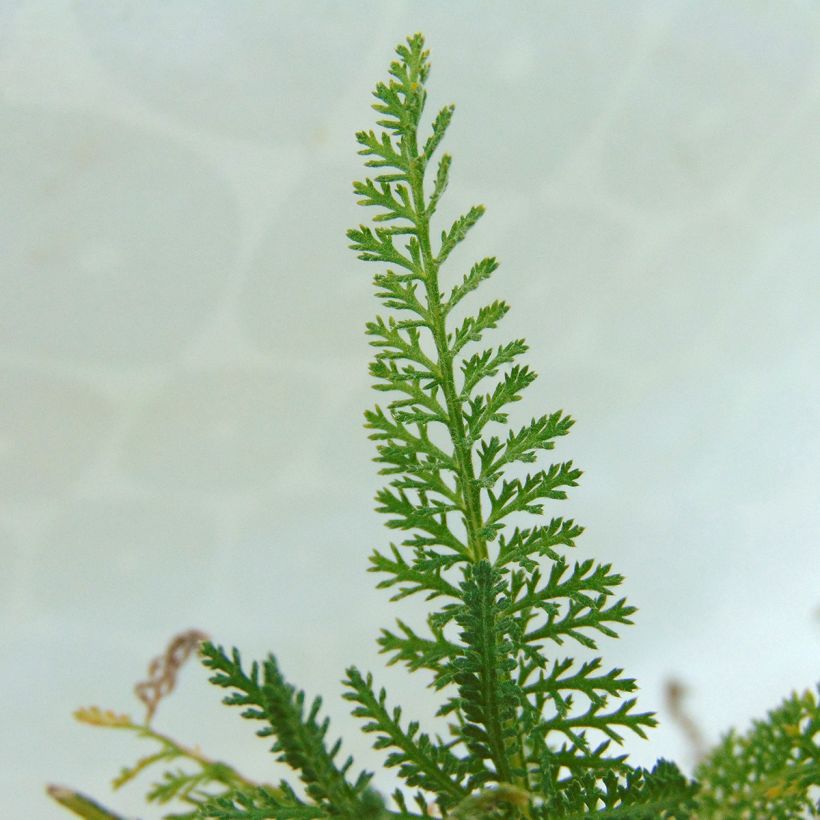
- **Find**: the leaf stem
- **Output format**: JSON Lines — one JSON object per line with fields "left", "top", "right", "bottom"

{"left": 405, "top": 133, "right": 487, "bottom": 566}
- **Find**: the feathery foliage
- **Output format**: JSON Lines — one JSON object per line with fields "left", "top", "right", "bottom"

{"left": 54, "top": 32, "right": 818, "bottom": 820}
{"left": 62, "top": 705, "right": 254, "bottom": 818}
{"left": 345, "top": 32, "right": 666, "bottom": 812}
{"left": 200, "top": 644, "right": 380, "bottom": 817}
{"left": 695, "top": 686, "right": 820, "bottom": 817}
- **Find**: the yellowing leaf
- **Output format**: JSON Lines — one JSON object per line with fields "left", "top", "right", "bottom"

{"left": 74, "top": 706, "right": 132, "bottom": 728}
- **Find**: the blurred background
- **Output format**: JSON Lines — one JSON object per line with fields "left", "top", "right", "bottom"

{"left": 1, "top": 1, "right": 818, "bottom": 816}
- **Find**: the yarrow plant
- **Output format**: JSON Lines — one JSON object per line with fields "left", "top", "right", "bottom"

{"left": 51, "top": 33, "right": 819, "bottom": 819}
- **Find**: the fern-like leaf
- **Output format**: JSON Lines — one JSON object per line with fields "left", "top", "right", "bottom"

{"left": 201, "top": 643, "right": 373, "bottom": 815}
{"left": 344, "top": 667, "right": 470, "bottom": 809}
{"left": 695, "top": 686, "right": 820, "bottom": 817}
{"left": 541, "top": 759, "right": 698, "bottom": 818}
{"left": 441, "top": 562, "right": 522, "bottom": 784}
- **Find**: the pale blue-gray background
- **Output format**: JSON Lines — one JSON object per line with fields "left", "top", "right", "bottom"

{"left": 1, "top": 1, "right": 818, "bottom": 816}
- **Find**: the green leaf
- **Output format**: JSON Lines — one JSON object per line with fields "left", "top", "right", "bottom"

{"left": 344, "top": 29, "right": 671, "bottom": 809}
{"left": 423, "top": 105, "right": 455, "bottom": 164}
{"left": 460, "top": 340, "right": 529, "bottom": 398}
{"left": 522, "top": 657, "right": 638, "bottom": 704}
{"left": 541, "top": 759, "right": 698, "bottom": 818}
{"left": 520, "top": 590, "right": 636, "bottom": 651}
{"left": 201, "top": 643, "right": 372, "bottom": 814}
{"left": 356, "top": 129, "right": 405, "bottom": 171}
{"left": 507, "top": 560, "right": 625, "bottom": 620}
{"left": 195, "top": 784, "right": 332, "bottom": 819}
{"left": 695, "top": 686, "right": 820, "bottom": 817}
{"left": 464, "top": 364, "right": 539, "bottom": 439}
{"left": 447, "top": 257, "right": 499, "bottom": 312}
{"left": 438, "top": 206, "right": 485, "bottom": 265}
{"left": 353, "top": 177, "right": 416, "bottom": 223}
{"left": 369, "top": 544, "right": 462, "bottom": 602}
{"left": 442, "top": 562, "right": 521, "bottom": 784}
{"left": 486, "top": 462, "right": 583, "bottom": 527}
{"left": 496, "top": 520, "right": 585, "bottom": 568}
{"left": 375, "top": 486, "right": 468, "bottom": 555}
{"left": 344, "top": 667, "right": 469, "bottom": 807}
{"left": 478, "top": 411, "right": 574, "bottom": 485}
{"left": 348, "top": 226, "right": 415, "bottom": 270}
{"left": 372, "top": 272, "right": 429, "bottom": 319}
{"left": 378, "top": 617, "right": 461, "bottom": 678}
{"left": 450, "top": 301, "right": 510, "bottom": 357}
{"left": 426, "top": 153, "right": 452, "bottom": 217}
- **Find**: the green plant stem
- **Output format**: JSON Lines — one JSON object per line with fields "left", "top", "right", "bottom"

{"left": 137, "top": 721, "right": 260, "bottom": 792}
{"left": 407, "top": 142, "right": 487, "bottom": 566}
{"left": 401, "top": 78, "right": 532, "bottom": 802}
